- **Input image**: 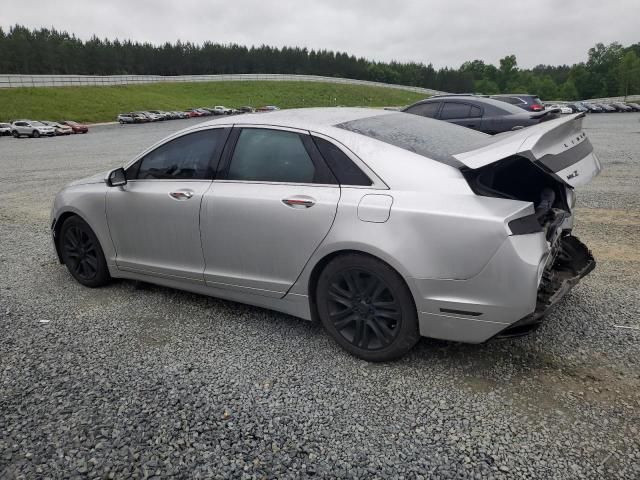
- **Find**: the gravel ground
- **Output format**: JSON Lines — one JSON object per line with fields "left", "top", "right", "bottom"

{"left": 1, "top": 114, "right": 639, "bottom": 479}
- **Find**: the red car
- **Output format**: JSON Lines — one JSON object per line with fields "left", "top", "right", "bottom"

{"left": 60, "top": 120, "right": 89, "bottom": 134}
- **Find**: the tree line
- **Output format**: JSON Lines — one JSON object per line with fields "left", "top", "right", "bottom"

{"left": 1, "top": 25, "right": 638, "bottom": 100}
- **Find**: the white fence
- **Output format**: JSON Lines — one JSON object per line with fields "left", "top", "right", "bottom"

{"left": 0, "top": 73, "right": 444, "bottom": 96}
{"left": 579, "top": 95, "right": 640, "bottom": 103}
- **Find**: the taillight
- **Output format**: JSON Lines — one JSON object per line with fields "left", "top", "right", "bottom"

{"left": 531, "top": 104, "right": 544, "bottom": 111}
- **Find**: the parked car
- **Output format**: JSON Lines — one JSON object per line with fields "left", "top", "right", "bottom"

{"left": 566, "top": 103, "right": 588, "bottom": 113}
{"left": 257, "top": 105, "right": 280, "bottom": 112}
{"left": 187, "top": 108, "right": 211, "bottom": 117}
{"left": 626, "top": 102, "right": 640, "bottom": 111}
{"left": 42, "top": 121, "right": 73, "bottom": 135}
{"left": 595, "top": 103, "right": 616, "bottom": 113}
{"left": 117, "top": 113, "right": 136, "bottom": 124}
{"left": 610, "top": 102, "right": 633, "bottom": 112}
{"left": 0, "top": 122, "right": 11, "bottom": 136}
{"left": 583, "top": 103, "right": 603, "bottom": 113}
{"left": 402, "top": 95, "right": 558, "bottom": 134}
{"left": 148, "top": 110, "right": 171, "bottom": 120}
{"left": 546, "top": 104, "right": 573, "bottom": 114}
{"left": 210, "top": 106, "right": 233, "bottom": 115}
{"left": 238, "top": 106, "right": 256, "bottom": 114}
{"left": 11, "top": 120, "right": 55, "bottom": 138}
{"left": 61, "top": 120, "right": 89, "bottom": 133}
{"left": 51, "top": 108, "right": 600, "bottom": 361}
{"left": 490, "top": 94, "right": 545, "bottom": 112}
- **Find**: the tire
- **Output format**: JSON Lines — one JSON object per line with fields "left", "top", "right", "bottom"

{"left": 32, "top": 130, "right": 40, "bottom": 138}
{"left": 316, "top": 254, "right": 420, "bottom": 362}
{"left": 59, "top": 216, "right": 111, "bottom": 288}
{"left": 12, "top": 130, "right": 19, "bottom": 138}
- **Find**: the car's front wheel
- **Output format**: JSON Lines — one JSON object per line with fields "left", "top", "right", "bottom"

{"left": 59, "top": 216, "right": 111, "bottom": 288}
{"left": 32, "top": 130, "right": 40, "bottom": 138}
{"left": 316, "top": 254, "right": 420, "bottom": 362}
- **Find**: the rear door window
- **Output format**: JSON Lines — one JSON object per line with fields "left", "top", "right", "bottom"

{"left": 440, "top": 102, "right": 472, "bottom": 120}
{"left": 469, "top": 106, "right": 482, "bottom": 117}
{"left": 227, "top": 128, "right": 317, "bottom": 183}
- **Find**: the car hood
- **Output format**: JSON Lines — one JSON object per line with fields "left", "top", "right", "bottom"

{"left": 67, "top": 170, "right": 109, "bottom": 187}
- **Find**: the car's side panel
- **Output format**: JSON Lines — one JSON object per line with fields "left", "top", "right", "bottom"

{"left": 106, "top": 180, "right": 212, "bottom": 281}
{"left": 200, "top": 181, "right": 340, "bottom": 297}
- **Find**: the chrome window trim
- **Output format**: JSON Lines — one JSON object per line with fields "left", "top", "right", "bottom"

{"left": 212, "top": 179, "right": 340, "bottom": 188}
{"left": 123, "top": 124, "right": 233, "bottom": 171}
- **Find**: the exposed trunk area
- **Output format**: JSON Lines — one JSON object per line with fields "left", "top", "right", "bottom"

{"left": 462, "top": 156, "right": 570, "bottom": 240}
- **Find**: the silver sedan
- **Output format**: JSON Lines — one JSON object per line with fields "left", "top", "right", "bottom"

{"left": 51, "top": 108, "right": 601, "bottom": 361}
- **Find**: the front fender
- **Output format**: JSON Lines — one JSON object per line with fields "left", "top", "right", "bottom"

{"left": 51, "top": 185, "right": 113, "bottom": 267}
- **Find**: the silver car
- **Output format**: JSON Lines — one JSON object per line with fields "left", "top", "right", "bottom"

{"left": 51, "top": 108, "right": 601, "bottom": 361}
{"left": 11, "top": 120, "right": 56, "bottom": 138}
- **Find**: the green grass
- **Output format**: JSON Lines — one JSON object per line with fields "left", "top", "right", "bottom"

{"left": 0, "top": 81, "right": 427, "bottom": 123}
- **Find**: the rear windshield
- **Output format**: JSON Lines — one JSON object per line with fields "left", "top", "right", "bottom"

{"left": 336, "top": 113, "right": 493, "bottom": 167}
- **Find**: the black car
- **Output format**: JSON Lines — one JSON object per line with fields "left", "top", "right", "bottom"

{"left": 402, "top": 95, "right": 558, "bottom": 135}
{"left": 489, "top": 94, "right": 545, "bottom": 112}
{"left": 582, "top": 103, "right": 603, "bottom": 113}
{"left": 595, "top": 103, "right": 616, "bottom": 113}
{"left": 611, "top": 102, "right": 633, "bottom": 112}
{"left": 566, "top": 103, "right": 588, "bottom": 113}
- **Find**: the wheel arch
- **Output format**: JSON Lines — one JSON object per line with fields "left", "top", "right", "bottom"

{"left": 306, "top": 248, "right": 418, "bottom": 323}
{"left": 52, "top": 209, "right": 102, "bottom": 264}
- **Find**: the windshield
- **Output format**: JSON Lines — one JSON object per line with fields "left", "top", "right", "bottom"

{"left": 336, "top": 113, "right": 493, "bottom": 167}
{"left": 31, "top": 121, "right": 46, "bottom": 126}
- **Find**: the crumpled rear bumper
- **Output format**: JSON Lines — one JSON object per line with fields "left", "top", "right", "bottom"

{"left": 495, "top": 235, "right": 595, "bottom": 337}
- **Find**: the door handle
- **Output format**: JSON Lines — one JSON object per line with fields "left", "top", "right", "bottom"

{"left": 282, "top": 197, "right": 315, "bottom": 208}
{"left": 169, "top": 189, "right": 194, "bottom": 200}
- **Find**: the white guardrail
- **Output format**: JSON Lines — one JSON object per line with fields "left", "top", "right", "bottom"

{"left": 0, "top": 73, "right": 445, "bottom": 96}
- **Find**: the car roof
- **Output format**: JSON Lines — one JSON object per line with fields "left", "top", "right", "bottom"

{"left": 197, "top": 107, "right": 396, "bottom": 131}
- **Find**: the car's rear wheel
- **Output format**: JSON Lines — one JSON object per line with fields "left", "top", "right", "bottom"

{"left": 12, "top": 130, "right": 19, "bottom": 138}
{"left": 316, "top": 254, "right": 420, "bottom": 362}
{"left": 59, "top": 216, "right": 110, "bottom": 288}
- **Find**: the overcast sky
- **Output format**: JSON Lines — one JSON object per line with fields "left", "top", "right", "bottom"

{"left": 3, "top": 0, "right": 638, "bottom": 68}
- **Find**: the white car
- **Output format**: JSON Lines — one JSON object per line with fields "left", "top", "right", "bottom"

{"left": 546, "top": 104, "right": 573, "bottom": 114}
{"left": 11, "top": 120, "right": 56, "bottom": 138}
{"left": 0, "top": 122, "right": 11, "bottom": 136}
{"left": 211, "top": 106, "right": 232, "bottom": 115}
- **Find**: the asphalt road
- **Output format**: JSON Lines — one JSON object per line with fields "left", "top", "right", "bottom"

{"left": 1, "top": 113, "right": 639, "bottom": 479}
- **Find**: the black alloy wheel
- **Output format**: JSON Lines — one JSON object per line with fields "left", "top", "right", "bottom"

{"left": 59, "top": 217, "right": 110, "bottom": 287}
{"left": 327, "top": 268, "right": 401, "bottom": 350}
{"left": 317, "top": 254, "right": 419, "bottom": 361}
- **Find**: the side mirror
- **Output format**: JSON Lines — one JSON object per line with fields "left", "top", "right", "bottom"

{"left": 106, "top": 167, "right": 127, "bottom": 187}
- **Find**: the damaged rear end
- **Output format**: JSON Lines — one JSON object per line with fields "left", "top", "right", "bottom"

{"left": 455, "top": 113, "right": 601, "bottom": 336}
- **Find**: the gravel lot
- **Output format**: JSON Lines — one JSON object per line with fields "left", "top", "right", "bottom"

{"left": 1, "top": 114, "right": 639, "bottom": 479}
